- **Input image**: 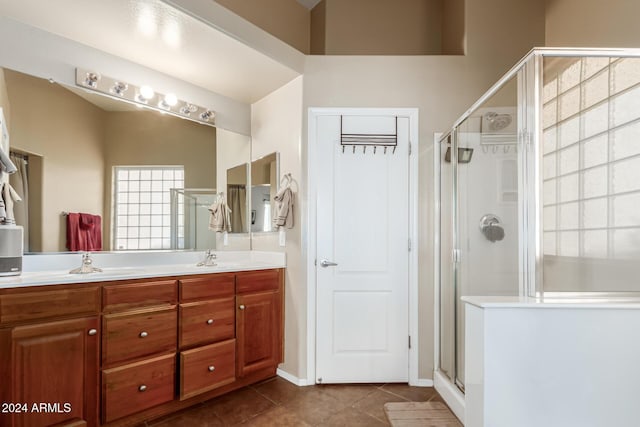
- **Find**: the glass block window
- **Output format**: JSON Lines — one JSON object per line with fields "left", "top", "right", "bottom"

{"left": 542, "top": 57, "right": 640, "bottom": 260}
{"left": 113, "top": 166, "right": 184, "bottom": 250}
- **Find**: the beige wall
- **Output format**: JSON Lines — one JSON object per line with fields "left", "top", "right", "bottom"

{"left": 310, "top": 0, "right": 326, "bottom": 55}
{"left": 319, "top": 0, "right": 444, "bottom": 55}
{"left": 441, "top": 0, "right": 465, "bottom": 55}
{"left": 103, "top": 111, "right": 216, "bottom": 249}
{"left": 215, "top": 0, "right": 311, "bottom": 54}
{"left": 250, "top": 76, "right": 303, "bottom": 378}
{"left": 5, "top": 70, "right": 105, "bottom": 252}
{"left": 300, "top": 0, "right": 545, "bottom": 381}
{"left": 545, "top": 0, "right": 640, "bottom": 47}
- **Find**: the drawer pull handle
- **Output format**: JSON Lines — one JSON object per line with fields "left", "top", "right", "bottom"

{"left": 88, "top": 329, "right": 97, "bottom": 336}
{"left": 139, "top": 331, "right": 148, "bottom": 338}
{"left": 239, "top": 305, "right": 245, "bottom": 310}
{"left": 138, "top": 385, "right": 147, "bottom": 392}
{"left": 208, "top": 365, "right": 215, "bottom": 372}
{"left": 206, "top": 319, "right": 214, "bottom": 325}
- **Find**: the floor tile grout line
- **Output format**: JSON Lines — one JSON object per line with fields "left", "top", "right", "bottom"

{"left": 375, "top": 388, "right": 413, "bottom": 402}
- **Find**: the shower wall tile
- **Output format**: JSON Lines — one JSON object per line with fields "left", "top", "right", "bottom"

{"left": 611, "top": 58, "right": 640, "bottom": 95}
{"left": 582, "top": 134, "right": 608, "bottom": 169}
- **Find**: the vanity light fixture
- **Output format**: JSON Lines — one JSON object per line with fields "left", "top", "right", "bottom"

{"left": 158, "top": 93, "right": 178, "bottom": 110}
{"left": 199, "top": 110, "right": 215, "bottom": 122}
{"left": 75, "top": 68, "right": 215, "bottom": 127}
{"left": 84, "top": 72, "right": 100, "bottom": 88}
{"left": 179, "top": 103, "right": 198, "bottom": 116}
{"left": 136, "top": 85, "right": 155, "bottom": 104}
{"left": 110, "top": 81, "right": 128, "bottom": 96}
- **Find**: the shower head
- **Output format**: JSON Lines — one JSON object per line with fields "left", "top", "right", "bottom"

{"left": 484, "top": 112, "right": 512, "bottom": 132}
{"left": 445, "top": 147, "right": 474, "bottom": 164}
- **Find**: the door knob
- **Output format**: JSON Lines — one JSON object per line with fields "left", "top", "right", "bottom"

{"left": 320, "top": 259, "right": 338, "bottom": 268}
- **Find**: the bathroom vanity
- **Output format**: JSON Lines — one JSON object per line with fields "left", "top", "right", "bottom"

{"left": 0, "top": 252, "right": 285, "bottom": 427}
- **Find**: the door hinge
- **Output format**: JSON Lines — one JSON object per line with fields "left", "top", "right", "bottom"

{"left": 408, "top": 335, "right": 412, "bottom": 349}
{"left": 408, "top": 239, "right": 411, "bottom": 252}
{"left": 452, "top": 249, "right": 461, "bottom": 264}
{"left": 314, "top": 259, "right": 317, "bottom": 267}
{"left": 408, "top": 142, "right": 412, "bottom": 156}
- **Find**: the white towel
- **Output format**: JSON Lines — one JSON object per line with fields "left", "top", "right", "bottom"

{"left": 0, "top": 146, "right": 17, "bottom": 174}
{"left": 273, "top": 187, "right": 294, "bottom": 229}
{"left": 0, "top": 181, "right": 21, "bottom": 225}
{"left": 208, "top": 199, "right": 232, "bottom": 232}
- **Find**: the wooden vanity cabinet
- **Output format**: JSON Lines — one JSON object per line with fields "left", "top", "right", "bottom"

{"left": 0, "top": 268, "right": 284, "bottom": 427}
{"left": 101, "top": 280, "right": 177, "bottom": 424}
{"left": 178, "top": 274, "right": 236, "bottom": 400}
{"left": 235, "top": 269, "right": 284, "bottom": 378}
{"left": 0, "top": 285, "right": 100, "bottom": 427}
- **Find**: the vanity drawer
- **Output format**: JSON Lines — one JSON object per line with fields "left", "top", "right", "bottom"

{"left": 103, "top": 280, "right": 177, "bottom": 312}
{"left": 179, "top": 339, "right": 235, "bottom": 400}
{"left": 179, "top": 297, "right": 235, "bottom": 348}
{"left": 102, "top": 353, "right": 175, "bottom": 423}
{"left": 0, "top": 285, "right": 99, "bottom": 325}
{"left": 179, "top": 274, "right": 235, "bottom": 302}
{"left": 235, "top": 269, "right": 281, "bottom": 294}
{"left": 102, "top": 307, "right": 177, "bottom": 367}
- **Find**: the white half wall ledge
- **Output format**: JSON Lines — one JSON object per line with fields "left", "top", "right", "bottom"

{"left": 0, "top": 17, "right": 251, "bottom": 136}
{"left": 277, "top": 368, "right": 313, "bottom": 386}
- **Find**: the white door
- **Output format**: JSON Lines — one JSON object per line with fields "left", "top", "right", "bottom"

{"left": 316, "top": 114, "right": 410, "bottom": 383}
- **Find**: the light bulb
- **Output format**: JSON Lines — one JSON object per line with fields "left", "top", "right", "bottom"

{"left": 139, "top": 85, "right": 155, "bottom": 100}
{"left": 164, "top": 93, "right": 177, "bottom": 106}
{"left": 84, "top": 72, "right": 100, "bottom": 88}
{"left": 110, "top": 82, "right": 128, "bottom": 96}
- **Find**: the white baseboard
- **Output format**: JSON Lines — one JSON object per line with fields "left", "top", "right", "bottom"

{"left": 410, "top": 378, "right": 434, "bottom": 387}
{"left": 434, "top": 370, "right": 465, "bottom": 422}
{"left": 277, "top": 368, "right": 312, "bottom": 386}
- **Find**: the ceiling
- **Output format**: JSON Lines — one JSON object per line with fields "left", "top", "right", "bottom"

{"left": 295, "top": 0, "right": 322, "bottom": 10}
{"left": 0, "top": 0, "right": 301, "bottom": 104}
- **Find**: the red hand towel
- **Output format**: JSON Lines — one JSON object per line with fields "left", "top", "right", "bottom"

{"left": 67, "top": 213, "right": 102, "bottom": 251}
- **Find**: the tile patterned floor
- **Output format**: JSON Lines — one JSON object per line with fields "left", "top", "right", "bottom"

{"left": 146, "top": 378, "right": 456, "bottom": 426}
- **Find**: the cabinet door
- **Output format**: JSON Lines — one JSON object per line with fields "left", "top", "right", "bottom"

{"left": 236, "top": 291, "right": 281, "bottom": 377}
{"left": 4, "top": 317, "right": 99, "bottom": 427}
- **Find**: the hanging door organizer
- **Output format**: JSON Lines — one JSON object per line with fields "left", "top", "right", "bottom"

{"left": 340, "top": 115, "right": 398, "bottom": 154}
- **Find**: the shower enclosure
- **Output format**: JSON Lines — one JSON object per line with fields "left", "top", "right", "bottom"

{"left": 436, "top": 48, "right": 640, "bottom": 400}
{"left": 169, "top": 188, "right": 217, "bottom": 250}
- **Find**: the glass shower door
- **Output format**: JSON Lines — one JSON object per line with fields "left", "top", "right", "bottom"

{"left": 439, "top": 75, "right": 522, "bottom": 391}
{"left": 439, "top": 133, "right": 456, "bottom": 382}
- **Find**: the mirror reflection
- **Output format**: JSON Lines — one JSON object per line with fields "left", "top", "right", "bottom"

{"left": 226, "top": 163, "right": 248, "bottom": 233}
{"left": 250, "top": 152, "right": 279, "bottom": 233}
{"left": 0, "top": 67, "right": 251, "bottom": 253}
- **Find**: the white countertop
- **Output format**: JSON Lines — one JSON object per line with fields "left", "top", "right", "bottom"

{"left": 462, "top": 295, "right": 640, "bottom": 309}
{"left": 0, "top": 251, "right": 286, "bottom": 289}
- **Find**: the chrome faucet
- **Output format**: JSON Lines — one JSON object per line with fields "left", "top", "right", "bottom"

{"left": 69, "top": 252, "right": 103, "bottom": 274}
{"left": 197, "top": 249, "right": 217, "bottom": 267}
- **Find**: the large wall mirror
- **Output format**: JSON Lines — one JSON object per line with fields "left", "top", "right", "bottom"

{"left": 0, "top": 67, "right": 251, "bottom": 254}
